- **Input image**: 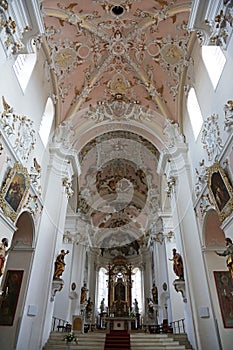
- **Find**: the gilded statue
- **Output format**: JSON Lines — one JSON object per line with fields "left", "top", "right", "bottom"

{"left": 53, "top": 249, "right": 69, "bottom": 279}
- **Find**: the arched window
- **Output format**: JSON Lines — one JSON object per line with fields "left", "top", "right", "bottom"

{"left": 131, "top": 267, "right": 142, "bottom": 313}
{"left": 97, "top": 267, "right": 108, "bottom": 312}
{"left": 202, "top": 46, "right": 226, "bottom": 90}
{"left": 187, "top": 87, "right": 203, "bottom": 140}
{"left": 39, "top": 97, "right": 54, "bottom": 147}
{"left": 13, "top": 41, "right": 37, "bottom": 92}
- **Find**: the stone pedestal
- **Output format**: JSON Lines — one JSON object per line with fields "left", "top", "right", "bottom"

{"left": 173, "top": 279, "right": 187, "bottom": 303}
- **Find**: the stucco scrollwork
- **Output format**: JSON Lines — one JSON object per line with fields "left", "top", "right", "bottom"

{"left": 53, "top": 120, "right": 75, "bottom": 149}
{"left": 149, "top": 218, "right": 169, "bottom": 245}
{"left": 166, "top": 176, "right": 176, "bottom": 197}
{"left": 29, "top": 158, "right": 41, "bottom": 195}
{"left": 163, "top": 119, "right": 185, "bottom": 149}
{"left": 224, "top": 99, "right": 233, "bottom": 130}
{"left": 23, "top": 193, "right": 42, "bottom": 219}
{"left": 0, "top": 3, "right": 24, "bottom": 55}
{"left": 201, "top": 114, "right": 223, "bottom": 162}
{"left": 206, "top": 0, "right": 233, "bottom": 47}
{"left": 194, "top": 159, "right": 208, "bottom": 197}
{"left": 199, "top": 193, "right": 212, "bottom": 217}
{"left": 62, "top": 177, "right": 74, "bottom": 199}
{"left": 85, "top": 97, "right": 153, "bottom": 122}
{"left": 0, "top": 97, "right": 36, "bottom": 161}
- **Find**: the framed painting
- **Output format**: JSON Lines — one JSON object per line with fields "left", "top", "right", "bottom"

{"left": 0, "top": 162, "right": 30, "bottom": 222}
{"left": 0, "top": 270, "right": 24, "bottom": 326}
{"left": 207, "top": 162, "right": 233, "bottom": 221}
{"left": 213, "top": 271, "right": 233, "bottom": 328}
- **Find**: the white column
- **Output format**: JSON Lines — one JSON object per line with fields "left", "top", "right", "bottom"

{"left": 87, "top": 248, "right": 97, "bottom": 322}
{"left": 71, "top": 243, "right": 87, "bottom": 315}
{"left": 141, "top": 247, "right": 152, "bottom": 321}
{"left": 17, "top": 144, "right": 79, "bottom": 350}
{"left": 141, "top": 248, "right": 151, "bottom": 300}
{"left": 158, "top": 134, "right": 221, "bottom": 350}
{"left": 152, "top": 240, "right": 171, "bottom": 324}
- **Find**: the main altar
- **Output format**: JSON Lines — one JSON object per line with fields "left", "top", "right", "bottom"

{"left": 99, "top": 255, "right": 140, "bottom": 331}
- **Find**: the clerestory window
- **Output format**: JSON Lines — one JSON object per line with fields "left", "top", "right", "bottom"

{"left": 187, "top": 87, "right": 203, "bottom": 140}
{"left": 13, "top": 41, "right": 37, "bottom": 92}
{"left": 39, "top": 97, "right": 54, "bottom": 148}
{"left": 201, "top": 45, "right": 226, "bottom": 90}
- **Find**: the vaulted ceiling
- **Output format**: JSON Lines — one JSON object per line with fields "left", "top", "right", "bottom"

{"left": 42, "top": 0, "right": 193, "bottom": 251}
{"left": 43, "top": 0, "right": 192, "bottom": 125}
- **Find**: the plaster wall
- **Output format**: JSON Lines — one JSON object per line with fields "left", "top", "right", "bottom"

{"left": 181, "top": 33, "right": 233, "bottom": 350}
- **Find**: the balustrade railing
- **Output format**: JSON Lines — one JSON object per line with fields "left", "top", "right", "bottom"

{"left": 171, "top": 318, "right": 185, "bottom": 333}
{"left": 51, "top": 316, "right": 71, "bottom": 332}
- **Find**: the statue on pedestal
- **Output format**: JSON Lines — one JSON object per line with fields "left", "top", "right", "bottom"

{"left": 0, "top": 238, "right": 11, "bottom": 277}
{"left": 100, "top": 298, "right": 105, "bottom": 313}
{"left": 80, "top": 282, "right": 88, "bottom": 304}
{"left": 169, "top": 248, "right": 184, "bottom": 280}
{"left": 86, "top": 297, "right": 93, "bottom": 320}
{"left": 133, "top": 298, "right": 139, "bottom": 313}
{"left": 53, "top": 250, "right": 69, "bottom": 280}
{"left": 152, "top": 282, "right": 158, "bottom": 304}
{"left": 215, "top": 237, "right": 233, "bottom": 278}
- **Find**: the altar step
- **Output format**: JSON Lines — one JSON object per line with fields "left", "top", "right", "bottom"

{"left": 130, "top": 333, "right": 186, "bottom": 350}
{"left": 167, "top": 334, "right": 193, "bottom": 349}
{"left": 43, "top": 331, "right": 105, "bottom": 350}
{"left": 104, "top": 330, "right": 130, "bottom": 350}
{"left": 43, "top": 331, "right": 193, "bottom": 350}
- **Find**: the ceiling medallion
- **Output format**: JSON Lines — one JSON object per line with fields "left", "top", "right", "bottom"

{"left": 160, "top": 43, "right": 183, "bottom": 65}
{"left": 54, "top": 48, "right": 77, "bottom": 68}
{"left": 109, "top": 72, "right": 129, "bottom": 95}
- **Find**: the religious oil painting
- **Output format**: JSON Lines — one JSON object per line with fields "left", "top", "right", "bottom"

{"left": 214, "top": 271, "right": 233, "bottom": 328}
{"left": 0, "top": 162, "right": 30, "bottom": 222}
{"left": 0, "top": 270, "right": 24, "bottom": 326}
{"left": 207, "top": 162, "right": 233, "bottom": 221}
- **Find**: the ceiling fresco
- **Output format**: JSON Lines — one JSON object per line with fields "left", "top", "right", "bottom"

{"left": 76, "top": 131, "right": 160, "bottom": 249}
{"left": 41, "top": 0, "right": 192, "bottom": 252}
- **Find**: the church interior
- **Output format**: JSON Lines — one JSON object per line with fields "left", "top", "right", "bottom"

{"left": 0, "top": 1, "right": 233, "bottom": 349}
